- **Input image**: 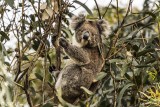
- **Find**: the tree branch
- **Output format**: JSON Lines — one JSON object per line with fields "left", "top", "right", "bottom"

{"left": 94, "top": 0, "right": 101, "bottom": 19}
{"left": 116, "top": 0, "right": 119, "bottom": 26}
{"left": 120, "top": 0, "right": 133, "bottom": 27}
{"left": 102, "top": 0, "right": 112, "bottom": 19}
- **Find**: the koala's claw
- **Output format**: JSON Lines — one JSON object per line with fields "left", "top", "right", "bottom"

{"left": 59, "top": 37, "right": 68, "bottom": 48}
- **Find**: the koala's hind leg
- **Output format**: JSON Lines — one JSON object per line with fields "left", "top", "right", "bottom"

{"left": 59, "top": 37, "right": 90, "bottom": 65}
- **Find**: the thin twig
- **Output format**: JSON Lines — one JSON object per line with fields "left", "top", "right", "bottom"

{"left": 55, "top": 0, "right": 63, "bottom": 70}
{"left": 122, "top": 15, "right": 150, "bottom": 28}
{"left": 14, "top": 27, "right": 21, "bottom": 82}
{"left": 24, "top": 73, "right": 33, "bottom": 107}
{"left": 120, "top": 0, "right": 133, "bottom": 27}
{"left": 157, "top": 20, "right": 160, "bottom": 46}
{"left": 15, "top": 0, "right": 57, "bottom": 83}
{"left": 38, "top": 0, "right": 42, "bottom": 34}
{"left": 123, "top": 9, "right": 159, "bottom": 28}
{"left": 102, "top": 0, "right": 112, "bottom": 19}
{"left": 29, "top": 0, "right": 45, "bottom": 29}
{"left": 16, "top": 43, "right": 43, "bottom": 83}
{"left": 116, "top": 0, "right": 119, "bottom": 27}
{"left": 24, "top": 90, "right": 33, "bottom": 107}
{"left": 94, "top": 0, "right": 101, "bottom": 19}
{"left": 107, "top": 0, "right": 133, "bottom": 59}
{"left": 42, "top": 44, "right": 47, "bottom": 104}
{"left": 14, "top": 0, "right": 25, "bottom": 81}
{"left": 106, "top": 28, "right": 122, "bottom": 59}
{"left": 107, "top": 43, "right": 128, "bottom": 59}
{"left": 14, "top": 82, "right": 24, "bottom": 89}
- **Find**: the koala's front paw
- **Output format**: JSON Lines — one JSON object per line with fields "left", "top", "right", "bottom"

{"left": 59, "top": 37, "right": 69, "bottom": 48}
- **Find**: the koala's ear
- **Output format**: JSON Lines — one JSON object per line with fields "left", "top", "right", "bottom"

{"left": 70, "top": 14, "right": 86, "bottom": 30}
{"left": 97, "top": 19, "right": 110, "bottom": 37}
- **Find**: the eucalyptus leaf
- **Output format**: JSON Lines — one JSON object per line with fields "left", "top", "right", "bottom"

{"left": 5, "top": 0, "right": 14, "bottom": 8}
{"left": 22, "top": 55, "right": 29, "bottom": 61}
{"left": 135, "top": 65, "right": 151, "bottom": 68}
{"left": 32, "top": 40, "right": 40, "bottom": 51}
{"left": 136, "top": 48, "right": 155, "bottom": 57}
{"left": 29, "top": 14, "right": 35, "bottom": 22}
{"left": 73, "top": 1, "right": 93, "bottom": 16}
{"left": 117, "top": 83, "right": 134, "bottom": 107}
{"left": 0, "top": 31, "right": 10, "bottom": 42}
{"left": 80, "top": 86, "right": 93, "bottom": 95}
{"left": 29, "top": 87, "right": 36, "bottom": 96}
{"left": 109, "top": 59, "right": 125, "bottom": 64}
{"left": 143, "top": 11, "right": 156, "bottom": 19}
{"left": 4, "top": 62, "right": 10, "bottom": 66}
{"left": 62, "top": 28, "right": 73, "bottom": 38}
{"left": 35, "top": 73, "right": 43, "bottom": 81}
{"left": 43, "top": 103, "right": 53, "bottom": 107}
{"left": 42, "top": 11, "right": 49, "bottom": 21}
{"left": 121, "top": 63, "right": 128, "bottom": 77}
{"left": 93, "top": 72, "right": 107, "bottom": 82}
{"left": 45, "top": 7, "right": 54, "bottom": 17}
{"left": 1, "top": 42, "right": 10, "bottom": 60}
{"left": 21, "top": 62, "right": 30, "bottom": 71}
{"left": 40, "top": 3, "right": 47, "bottom": 10}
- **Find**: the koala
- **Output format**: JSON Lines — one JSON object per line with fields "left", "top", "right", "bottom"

{"left": 55, "top": 14, "right": 110, "bottom": 103}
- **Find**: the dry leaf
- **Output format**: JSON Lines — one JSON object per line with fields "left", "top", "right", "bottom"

{"left": 45, "top": 7, "right": 54, "bottom": 17}
{"left": 54, "top": 0, "right": 58, "bottom": 13}
{"left": 42, "top": 11, "right": 49, "bottom": 20}
{"left": 126, "top": 51, "right": 133, "bottom": 57}
{"left": 40, "top": 3, "right": 47, "bottom": 10}
{"left": 21, "top": 62, "right": 30, "bottom": 71}
{"left": 51, "top": 0, "right": 55, "bottom": 7}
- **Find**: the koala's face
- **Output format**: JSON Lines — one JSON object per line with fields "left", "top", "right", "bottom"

{"left": 71, "top": 14, "right": 110, "bottom": 47}
{"left": 75, "top": 21, "right": 101, "bottom": 47}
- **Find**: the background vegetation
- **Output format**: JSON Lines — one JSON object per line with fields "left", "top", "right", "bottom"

{"left": 0, "top": 0, "right": 160, "bottom": 107}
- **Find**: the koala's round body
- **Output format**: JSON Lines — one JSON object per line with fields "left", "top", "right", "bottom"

{"left": 56, "top": 63, "right": 94, "bottom": 102}
{"left": 55, "top": 14, "right": 110, "bottom": 103}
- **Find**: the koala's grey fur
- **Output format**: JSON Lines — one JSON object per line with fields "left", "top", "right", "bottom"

{"left": 55, "top": 14, "right": 110, "bottom": 103}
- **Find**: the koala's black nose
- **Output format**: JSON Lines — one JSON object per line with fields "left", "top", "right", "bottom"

{"left": 83, "top": 32, "right": 89, "bottom": 40}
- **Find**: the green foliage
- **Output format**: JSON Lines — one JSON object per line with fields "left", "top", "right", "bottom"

{"left": 4, "top": 0, "right": 14, "bottom": 8}
{"left": 87, "top": 0, "right": 160, "bottom": 106}
{"left": 73, "top": 0, "right": 93, "bottom": 16}
{"left": 0, "top": 0, "right": 160, "bottom": 107}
